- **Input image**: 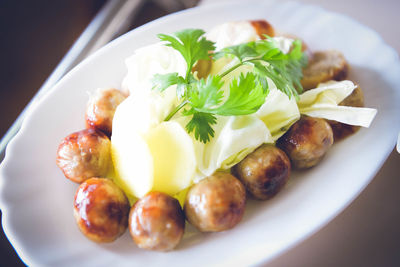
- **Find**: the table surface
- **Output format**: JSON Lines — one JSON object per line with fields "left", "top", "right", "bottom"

{"left": 1, "top": 0, "right": 399, "bottom": 266}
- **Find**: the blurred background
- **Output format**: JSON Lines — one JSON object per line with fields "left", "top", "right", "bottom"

{"left": 0, "top": 0, "right": 399, "bottom": 266}
{"left": 1, "top": 0, "right": 104, "bottom": 139}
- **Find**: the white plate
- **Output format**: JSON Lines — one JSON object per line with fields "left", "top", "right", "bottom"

{"left": 1, "top": 0, "right": 400, "bottom": 266}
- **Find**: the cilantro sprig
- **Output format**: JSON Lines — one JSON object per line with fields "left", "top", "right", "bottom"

{"left": 158, "top": 29, "right": 215, "bottom": 80}
{"left": 215, "top": 37, "right": 307, "bottom": 98}
{"left": 152, "top": 29, "right": 307, "bottom": 143}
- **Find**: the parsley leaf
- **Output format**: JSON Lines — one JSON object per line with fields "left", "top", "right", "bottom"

{"left": 215, "top": 37, "right": 307, "bottom": 98}
{"left": 153, "top": 29, "right": 307, "bottom": 143}
{"left": 188, "top": 72, "right": 268, "bottom": 116}
{"left": 158, "top": 29, "right": 215, "bottom": 79}
{"left": 185, "top": 112, "right": 217, "bottom": 143}
{"left": 182, "top": 73, "right": 269, "bottom": 142}
{"left": 209, "top": 72, "right": 268, "bottom": 116}
{"left": 187, "top": 75, "right": 224, "bottom": 112}
{"left": 214, "top": 42, "right": 258, "bottom": 62}
{"left": 152, "top": 73, "right": 186, "bottom": 92}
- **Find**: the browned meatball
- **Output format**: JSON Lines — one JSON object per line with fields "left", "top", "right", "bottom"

{"left": 232, "top": 144, "right": 291, "bottom": 200}
{"left": 250, "top": 20, "right": 275, "bottom": 37}
{"left": 74, "top": 178, "right": 130, "bottom": 243}
{"left": 328, "top": 84, "right": 365, "bottom": 141}
{"left": 56, "top": 128, "right": 111, "bottom": 183}
{"left": 184, "top": 172, "right": 246, "bottom": 232}
{"left": 277, "top": 116, "right": 334, "bottom": 169}
{"left": 85, "top": 88, "right": 127, "bottom": 136}
{"left": 301, "top": 50, "right": 349, "bottom": 90}
{"left": 129, "top": 192, "right": 185, "bottom": 251}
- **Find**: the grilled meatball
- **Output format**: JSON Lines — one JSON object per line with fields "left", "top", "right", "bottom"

{"left": 250, "top": 20, "right": 275, "bottom": 37}
{"left": 328, "top": 84, "right": 365, "bottom": 141}
{"left": 85, "top": 88, "right": 127, "bottom": 136}
{"left": 129, "top": 192, "right": 185, "bottom": 251}
{"left": 301, "top": 50, "right": 348, "bottom": 90}
{"left": 56, "top": 128, "right": 111, "bottom": 183}
{"left": 74, "top": 178, "right": 130, "bottom": 243}
{"left": 184, "top": 172, "right": 246, "bottom": 232}
{"left": 277, "top": 116, "right": 334, "bottom": 169}
{"left": 233, "top": 144, "right": 291, "bottom": 200}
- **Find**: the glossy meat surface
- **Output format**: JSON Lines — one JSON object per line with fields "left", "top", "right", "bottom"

{"left": 277, "top": 116, "right": 334, "bottom": 169}
{"left": 233, "top": 144, "right": 291, "bottom": 200}
{"left": 184, "top": 172, "right": 246, "bottom": 232}
{"left": 129, "top": 192, "right": 185, "bottom": 251}
{"left": 85, "top": 88, "right": 127, "bottom": 136}
{"left": 74, "top": 178, "right": 130, "bottom": 243}
{"left": 56, "top": 128, "right": 111, "bottom": 183}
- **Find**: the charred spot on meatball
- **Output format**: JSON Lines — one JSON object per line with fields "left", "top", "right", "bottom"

{"left": 184, "top": 172, "right": 246, "bottom": 232}
{"left": 56, "top": 128, "right": 112, "bottom": 183}
{"left": 277, "top": 116, "right": 334, "bottom": 169}
{"left": 73, "top": 178, "right": 130, "bottom": 243}
{"left": 129, "top": 191, "right": 185, "bottom": 251}
{"left": 233, "top": 144, "right": 291, "bottom": 200}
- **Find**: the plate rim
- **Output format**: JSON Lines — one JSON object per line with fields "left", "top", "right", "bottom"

{"left": 1, "top": 1, "right": 400, "bottom": 266}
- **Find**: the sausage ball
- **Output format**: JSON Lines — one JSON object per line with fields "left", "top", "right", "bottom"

{"left": 328, "top": 84, "right": 365, "bottom": 141}
{"left": 277, "top": 116, "right": 334, "bottom": 169}
{"left": 85, "top": 88, "right": 127, "bottom": 136}
{"left": 232, "top": 144, "right": 291, "bottom": 200}
{"left": 301, "top": 50, "right": 349, "bottom": 90}
{"left": 184, "top": 172, "right": 246, "bottom": 232}
{"left": 129, "top": 192, "right": 185, "bottom": 251}
{"left": 74, "top": 178, "right": 130, "bottom": 243}
{"left": 250, "top": 20, "right": 275, "bottom": 37}
{"left": 56, "top": 128, "right": 111, "bottom": 183}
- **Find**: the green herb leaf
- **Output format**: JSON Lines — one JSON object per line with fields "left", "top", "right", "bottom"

{"left": 152, "top": 73, "right": 186, "bottom": 92}
{"left": 182, "top": 72, "right": 269, "bottom": 142}
{"left": 188, "top": 75, "right": 224, "bottom": 111}
{"left": 158, "top": 29, "right": 215, "bottom": 76}
{"left": 185, "top": 112, "right": 217, "bottom": 143}
{"left": 214, "top": 42, "right": 258, "bottom": 62}
{"left": 189, "top": 72, "right": 268, "bottom": 116}
{"left": 214, "top": 37, "right": 307, "bottom": 98}
{"left": 154, "top": 29, "right": 307, "bottom": 144}
{"left": 209, "top": 72, "right": 269, "bottom": 116}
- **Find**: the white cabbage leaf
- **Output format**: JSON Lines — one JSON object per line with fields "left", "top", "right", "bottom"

{"left": 178, "top": 115, "right": 272, "bottom": 183}
{"left": 122, "top": 42, "right": 186, "bottom": 96}
{"left": 255, "top": 82, "right": 300, "bottom": 141}
{"left": 298, "top": 80, "right": 377, "bottom": 127}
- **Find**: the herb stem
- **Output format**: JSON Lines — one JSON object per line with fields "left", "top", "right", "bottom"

{"left": 220, "top": 63, "right": 241, "bottom": 78}
{"left": 164, "top": 99, "right": 189, "bottom": 121}
{"left": 220, "top": 59, "right": 259, "bottom": 78}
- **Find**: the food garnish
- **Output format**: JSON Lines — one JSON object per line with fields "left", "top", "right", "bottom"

{"left": 152, "top": 29, "right": 307, "bottom": 143}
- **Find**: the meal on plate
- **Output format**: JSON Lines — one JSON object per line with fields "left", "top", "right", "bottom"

{"left": 56, "top": 20, "right": 377, "bottom": 251}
